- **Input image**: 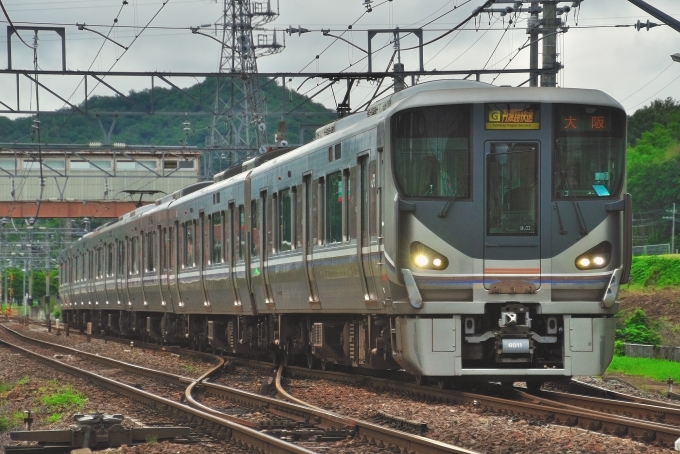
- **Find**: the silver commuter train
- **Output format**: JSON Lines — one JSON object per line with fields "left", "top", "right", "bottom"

{"left": 58, "top": 80, "right": 631, "bottom": 385}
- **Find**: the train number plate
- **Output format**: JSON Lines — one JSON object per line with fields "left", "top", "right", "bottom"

{"left": 502, "top": 338, "right": 530, "bottom": 354}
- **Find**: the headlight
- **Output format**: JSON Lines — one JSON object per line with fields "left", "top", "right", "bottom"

{"left": 575, "top": 241, "right": 612, "bottom": 270}
{"left": 410, "top": 242, "right": 449, "bottom": 270}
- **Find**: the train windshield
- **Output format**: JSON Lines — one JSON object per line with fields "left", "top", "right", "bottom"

{"left": 553, "top": 104, "right": 626, "bottom": 199}
{"left": 392, "top": 105, "right": 471, "bottom": 199}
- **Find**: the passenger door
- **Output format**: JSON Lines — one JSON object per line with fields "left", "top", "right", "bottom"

{"left": 358, "top": 154, "right": 379, "bottom": 305}
{"left": 302, "top": 175, "right": 320, "bottom": 305}
{"left": 483, "top": 141, "right": 541, "bottom": 290}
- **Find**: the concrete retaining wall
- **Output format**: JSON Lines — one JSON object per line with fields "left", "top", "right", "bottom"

{"left": 623, "top": 343, "right": 680, "bottom": 362}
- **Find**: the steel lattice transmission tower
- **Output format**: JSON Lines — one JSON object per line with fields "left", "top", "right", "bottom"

{"left": 206, "top": 0, "right": 284, "bottom": 177}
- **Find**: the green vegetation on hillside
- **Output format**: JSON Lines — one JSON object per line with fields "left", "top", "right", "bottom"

{"left": 627, "top": 255, "right": 680, "bottom": 289}
{"left": 615, "top": 309, "right": 662, "bottom": 353}
{"left": 0, "top": 77, "right": 336, "bottom": 147}
{"left": 627, "top": 98, "right": 680, "bottom": 246}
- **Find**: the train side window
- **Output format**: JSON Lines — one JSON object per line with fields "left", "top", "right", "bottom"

{"left": 317, "top": 177, "right": 325, "bottom": 245}
{"left": 279, "top": 189, "right": 292, "bottom": 252}
{"left": 146, "top": 231, "right": 155, "bottom": 272}
{"left": 346, "top": 168, "right": 357, "bottom": 240}
{"left": 130, "top": 236, "right": 139, "bottom": 275}
{"left": 295, "top": 186, "right": 302, "bottom": 249}
{"left": 200, "top": 213, "right": 207, "bottom": 268}
{"left": 329, "top": 144, "right": 341, "bottom": 162}
{"left": 117, "top": 240, "right": 124, "bottom": 276}
{"left": 251, "top": 199, "right": 260, "bottom": 257}
{"left": 238, "top": 205, "right": 245, "bottom": 260}
{"left": 266, "top": 195, "right": 274, "bottom": 255}
{"left": 227, "top": 206, "right": 234, "bottom": 265}
{"left": 161, "top": 227, "right": 167, "bottom": 272}
{"left": 326, "top": 172, "right": 342, "bottom": 244}
{"left": 107, "top": 244, "right": 113, "bottom": 277}
{"left": 170, "top": 224, "right": 176, "bottom": 271}
{"left": 211, "top": 212, "right": 223, "bottom": 264}
{"left": 184, "top": 221, "right": 195, "bottom": 268}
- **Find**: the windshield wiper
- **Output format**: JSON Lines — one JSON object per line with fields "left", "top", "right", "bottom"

{"left": 438, "top": 179, "right": 456, "bottom": 218}
{"left": 556, "top": 144, "right": 589, "bottom": 236}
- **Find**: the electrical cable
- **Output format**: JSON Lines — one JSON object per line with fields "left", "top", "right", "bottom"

{"left": 0, "top": 0, "right": 34, "bottom": 49}
{"left": 620, "top": 62, "right": 674, "bottom": 102}
{"left": 626, "top": 69, "right": 680, "bottom": 111}
{"left": 482, "top": 14, "right": 514, "bottom": 70}
{"left": 12, "top": 1, "right": 173, "bottom": 204}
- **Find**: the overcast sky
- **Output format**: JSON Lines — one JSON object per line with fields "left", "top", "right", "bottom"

{"left": 0, "top": 0, "right": 678, "bottom": 118}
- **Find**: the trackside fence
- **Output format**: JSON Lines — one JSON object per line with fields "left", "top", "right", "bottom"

{"left": 623, "top": 343, "right": 680, "bottom": 362}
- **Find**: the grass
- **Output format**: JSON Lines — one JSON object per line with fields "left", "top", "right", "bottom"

{"left": 38, "top": 384, "right": 86, "bottom": 423}
{"left": 39, "top": 386, "right": 86, "bottom": 410}
{"left": 0, "top": 412, "right": 27, "bottom": 431}
{"left": 606, "top": 355, "right": 680, "bottom": 382}
{"left": 0, "top": 381, "right": 12, "bottom": 393}
{"left": 46, "top": 413, "right": 63, "bottom": 424}
{"left": 145, "top": 433, "right": 159, "bottom": 444}
{"left": 0, "top": 380, "right": 86, "bottom": 429}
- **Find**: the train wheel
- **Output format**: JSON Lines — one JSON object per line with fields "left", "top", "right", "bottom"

{"left": 415, "top": 375, "right": 427, "bottom": 386}
{"left": 306, "top": 353, "right": 315, "bottom": 369}
{"left": 282, "top": 349, "right": 290, "bottom": 366}
{"left": 320, "top": 359, "right": 330, "bottom": 371}
{"left": 437, "top": 380, "right": 448, "bottom": 390}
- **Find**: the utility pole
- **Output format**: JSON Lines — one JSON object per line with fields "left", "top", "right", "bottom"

{"left": 45, "top": 236, "right": 50, "bottom": 303}
{"left": 673, "top": 202, "right": 676, "bottom": 254}
{"left": 541, "top": 1, "right": 558, "bottom": 87}
{"left": 482, "top": 1, "right": 578, "bottom": 87}
{"left": 393, "top": 28, "right": 405, "bottom": 93}
{"left": 528, "top": 2, "right": 540, "bottom": 87}
{"left": 206, "top": 0, "right": 284, "bottom": 177}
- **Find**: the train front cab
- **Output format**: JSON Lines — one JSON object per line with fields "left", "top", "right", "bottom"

{"left": 385, "top": 91, "right": 630, "bottom": 381}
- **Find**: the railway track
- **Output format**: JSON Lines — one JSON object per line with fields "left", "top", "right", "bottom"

{"left": 0, "top": 322, "right": 479, "bottom": 454}
{"left": 0, "top": 324, "right": 316, "bottom": 453}
{"left": 277, "top": 363, "right": 680, "bottom": 448}
{"left": 13, "top": 318, "right": 680, "bottom": 449}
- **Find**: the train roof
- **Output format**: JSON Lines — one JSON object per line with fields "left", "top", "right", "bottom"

{"left": 63, "top": 80, "right": 625, "bottom": 247}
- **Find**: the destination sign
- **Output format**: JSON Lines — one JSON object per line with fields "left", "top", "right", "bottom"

{"left": 486, "top": 104, "right": 540, "bottom": 130}
{"left": 554, "top": 104, "right": 622, "bottom": 135}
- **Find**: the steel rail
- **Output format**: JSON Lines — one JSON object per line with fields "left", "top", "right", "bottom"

{"left": 276, "top": 366, "right": 479, "bottom": 454}
{"left": 283, "top": 366, "right": 680, "bottom": 448}
{"left": 529, "top": 388, "right": 680, "bottom": 426}
{"left": 571, "top": 378, "right": 680, "bottom": 410}
{"left": 5, "top": 323, "right": 356, "bottom": 443}
{"left": 0, "top": 332, "right": 317, "bottom": 454}
{"left": 0, "top": 324, "right": 205, "bottom": 384}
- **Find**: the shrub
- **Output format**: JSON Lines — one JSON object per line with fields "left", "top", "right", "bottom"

{"left": 615, "top": 309, "right": 662, "bottom": 348}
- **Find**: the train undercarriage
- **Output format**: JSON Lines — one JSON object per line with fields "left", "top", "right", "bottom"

{"left": 62, "top": 310, "right": 401, "bottom": 371}
{"left": 61, "top": 299, "right": 613, "bottom": 385}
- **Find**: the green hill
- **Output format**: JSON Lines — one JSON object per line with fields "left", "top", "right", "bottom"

{"left": 626, "top": 97, "right": 680, "bottom": 246}
{"left": 0, "top": 77, "right": 336, "bottom": 147}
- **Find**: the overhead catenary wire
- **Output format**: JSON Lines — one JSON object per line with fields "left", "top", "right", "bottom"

{"left": 9, "top": 1, "right": 172, "bottom": 203}
{"left": 0, "top": 0, "right": 34, "bottom": 49}
{"left": 620, "top": 62, "right": 675, "bottom": 103}
{"left": 626, "top": 69, "right": 680, "bottom": 111}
